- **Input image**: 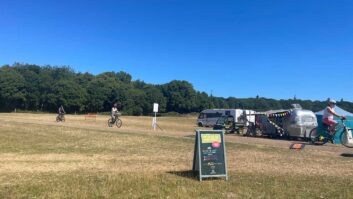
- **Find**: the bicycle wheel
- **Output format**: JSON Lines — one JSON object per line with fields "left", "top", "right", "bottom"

{"left": 108, "top": 118, "right": 114, "bottom": 127}
{"left": 309, "top": 127, "right": 329, "bottom": 145}
{"left": 340, "top": 129, "right": 353, "bottom": 148}
{"left": 56, "top": 116, "right": 60, "bottom": 122}
{"left": 116, "top": 119, "right": 122, "bottom": 128}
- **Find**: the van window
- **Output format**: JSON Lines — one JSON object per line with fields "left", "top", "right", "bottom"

{"left": 225, "top": 111, "right": 230, "bottom": 116}
{"left": 205, "top": 112, "right": 222, "bottom": 118}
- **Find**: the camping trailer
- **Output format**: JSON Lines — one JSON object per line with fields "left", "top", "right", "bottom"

{"left": 285, "top": 109, "right": 318, "bottom": 138}
{"left": 197, "top": 109, "right": 255, "bottom": 127}
{"left": 256, "top": 104, "right": 318, "bottom": 139}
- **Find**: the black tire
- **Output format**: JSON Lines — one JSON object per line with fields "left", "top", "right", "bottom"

{"left": 116, "top": 119, "right": 122, "bottom": 128}
{"left": 56, "top": 115, "right": 65, "bottom": 122}
{"left": 340, "top": 129, "right": 353, "bottom": 148}
{"left": 198, "top": 122, "right": 203, "bottom": 127}
{"left": 309, "top": 127, "right": 328, "bottom": 145}
{"left": 224, "top": 128, "right": 232, "bottom": 134}
{"left": 108, "top": 118, "right": 114, "bottom": 127}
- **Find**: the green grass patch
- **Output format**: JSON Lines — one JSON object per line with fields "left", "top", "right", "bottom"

{"left": 0, "top": 121, "right": 266, "bottom": 155}
{"left": 1, "top": 172, "right": 352, "bottom": 199}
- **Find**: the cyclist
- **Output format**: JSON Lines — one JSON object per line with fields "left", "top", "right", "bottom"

{"left": 322, "top": 100, "right": 345, "bottom": 132}
{"left": 58, "top": 105, "right": 65, "bottom": 120}
{"left": 111, "top": 103, "right": 119, "bottom": 121}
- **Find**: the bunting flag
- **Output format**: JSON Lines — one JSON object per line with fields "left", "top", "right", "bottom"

{"left": 268, "top": 111, "right": 291, "bottom": 118}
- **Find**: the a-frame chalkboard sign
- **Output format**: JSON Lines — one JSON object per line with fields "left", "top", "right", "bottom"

{"left": 192, "top": 130, "right": 228, "bottom": 181}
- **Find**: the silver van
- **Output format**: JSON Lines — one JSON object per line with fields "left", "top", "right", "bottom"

{"left": 197, "top": 109, "right": 255, "bottom": 127}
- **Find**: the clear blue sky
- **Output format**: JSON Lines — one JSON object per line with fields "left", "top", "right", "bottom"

{"left": 1, "top": 0, "right": 353, "bottom": 101}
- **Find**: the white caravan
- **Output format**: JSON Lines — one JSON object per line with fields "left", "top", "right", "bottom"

{"left": 197, "top": 109, "right": 255, "bottom": 127}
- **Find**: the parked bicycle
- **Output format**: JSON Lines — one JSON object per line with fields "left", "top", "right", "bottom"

{"left": 56, "top": 114, "right": 65, "bottom": 122}
{"left": 309, "top": 119, "right": 353, "bottom": 148}
{"left": 108, "top": 113, "right": 122, "bottom": 128}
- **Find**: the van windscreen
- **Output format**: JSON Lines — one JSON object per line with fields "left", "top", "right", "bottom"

{"left": 198, "top": 113, "right": 205, "bottom": 119}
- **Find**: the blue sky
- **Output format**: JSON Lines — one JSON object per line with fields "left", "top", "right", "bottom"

{"left": 1, "top": 0, "right": 353, "bottom": 101}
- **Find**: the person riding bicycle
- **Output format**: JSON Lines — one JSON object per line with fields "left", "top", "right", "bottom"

{"left": 58, "top": 105, "right": 65, "bottom": 117}
{"left": 322, "top": 100, "right": 345, "bottom": 132}
{"left": 111, "top": 103, "right": 120, "bottom": 121}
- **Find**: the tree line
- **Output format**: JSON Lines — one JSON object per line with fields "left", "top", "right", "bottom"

{"left": 1, "top": 63, "right": 352, "bottom": 115}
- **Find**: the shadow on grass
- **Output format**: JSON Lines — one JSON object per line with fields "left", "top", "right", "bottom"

{"left": 183, "top": 135, "right": 195, "bottom": 138}
{"left": 167, "top": 170, "right": 199, "bottom": 181}
{"left": 340, "top": 153, "right": 353, "bottom": 158}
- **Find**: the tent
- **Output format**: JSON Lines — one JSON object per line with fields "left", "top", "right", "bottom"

{"left": 315, "top": 106, "right": 353, "bottom": 144}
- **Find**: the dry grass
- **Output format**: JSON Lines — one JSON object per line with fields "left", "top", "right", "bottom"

{"left": 0, "top": 113, "right": 353, "bottom": 198}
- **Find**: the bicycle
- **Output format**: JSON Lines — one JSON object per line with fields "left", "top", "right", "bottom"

{"left": 108, "top": 114, "right": 122, "bottom": 128}
{"left": 309, "top": 119, "right": 353, "bottom": 148}
{"left": 56, "top": 114, "right": 65, "bottom": 122}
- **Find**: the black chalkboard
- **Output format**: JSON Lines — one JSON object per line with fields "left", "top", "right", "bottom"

{"left": 192, "top": 130, "right": 228, "bottom": 181}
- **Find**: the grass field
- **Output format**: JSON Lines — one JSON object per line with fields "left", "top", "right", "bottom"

{"left": 0, "top": 113, "right": 353, "bottom": 198}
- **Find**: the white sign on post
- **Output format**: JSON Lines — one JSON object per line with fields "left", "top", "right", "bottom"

{"left": 152, "top": 103, "right": 159, "bottom": 130}
{"left": 153, "top": 103, "right": 159, "bottom": 113}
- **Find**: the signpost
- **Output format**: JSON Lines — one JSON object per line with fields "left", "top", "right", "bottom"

{"left": 152, "top": 103, "right": 158, "bottom": 130}
{"left": 192, "top": 130, "right": 228, "bottom": 181}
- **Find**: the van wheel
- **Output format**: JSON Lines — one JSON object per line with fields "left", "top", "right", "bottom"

{"left": 198, "top": 122, "right": 203, "bottom": 127}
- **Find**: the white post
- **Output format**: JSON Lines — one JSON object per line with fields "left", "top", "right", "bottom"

{"left": 153, "top": 112, "right": 157, "bottom": 130}
{"left": 152, "top": 103, "right": 159, "bottom": 130}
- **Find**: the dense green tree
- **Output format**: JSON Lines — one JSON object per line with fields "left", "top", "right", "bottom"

{"left": 121, "top": 89, "right": 146, "bottom": 115}
{"left": 75, "top": 72, "right": 94, "bottom": 88}
{"left": 143, "top": 85, "right": 167, "bottom": 114}
{"left": 86, "top": 76, "right": 119, "bottom": 112}
{"left": 116, "top": 71, "right": 132, "bottom": 83}
{"left": 13, "top": 64, "right": 41, "bottom": 110}
{"left": 162, "top": 80, "right": 197, "bottom": 113}
{"left": 1, "top": 63, "right": 353, "bottom": 114}
{"left": 0, "top": 68, "right": 26, "bottom": 111}
{"left": 212, "top": 97, "right": 229, "bottom": 109}
{"left": 226, "top": 97, "right": 239, "bottom": 109}
{"left": 48, "top": 80, "right": 87, "bottom": 112}
{"left": 195, "top": 92, "right": 212, "bottom": 111}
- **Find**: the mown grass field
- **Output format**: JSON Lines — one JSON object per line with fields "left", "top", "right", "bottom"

{"left": 0, "top": 113, "right": 353, "bottom": 198}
